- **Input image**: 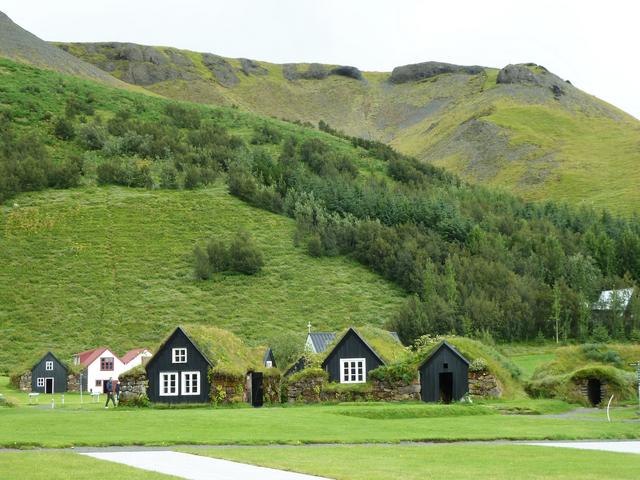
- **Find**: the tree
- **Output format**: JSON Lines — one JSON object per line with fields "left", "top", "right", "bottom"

{"left": 551, "top": 282, "right": 561, "bottom": 344}
{"left": 228, "top": 231, "right": 264, "bottom": 275}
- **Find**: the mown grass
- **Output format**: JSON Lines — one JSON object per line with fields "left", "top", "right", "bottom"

{"left": 181, "top": 444, "right": 640, "bottom": 480}
{"left": 0, "top": 399, "right": 638, "bottom": 448}
{"left": 0, "top": 184, "right": 405, "bottom": 373}
{"left": 0, "top": 452, "right": 178, "bottom": 479}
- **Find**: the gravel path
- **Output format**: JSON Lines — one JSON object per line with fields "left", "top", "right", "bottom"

{"left": 82, "top": 451, "right": 331, "bottom": 480}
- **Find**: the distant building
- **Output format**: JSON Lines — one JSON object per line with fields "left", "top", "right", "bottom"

{"left": 73, "top": 346, "right": 150, "bottom": 393}
{"left": 592, "top": 288, "right": 635, "bottom": 313}
{"left": 31, "top": 352, "right": 68, "bottom": 394}
{"left": 121, "top": 348, "right": 153, "bottom": 368}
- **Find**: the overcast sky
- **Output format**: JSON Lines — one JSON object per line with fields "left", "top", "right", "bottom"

{"left": 4, "top": 0, "right": 639, "bottom": 118}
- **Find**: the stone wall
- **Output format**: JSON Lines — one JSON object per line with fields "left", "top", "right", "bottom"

{"left": 469, "top": 371, "right": 502, "bottom": 398}
{"left": 575, "top": 378, "right": 611, "bottom": 406}
{"left": 287, "top": 374, "right": 420, "bottom": 403}
{"left": 118, "top": 370, "right": 148, "bottom": 405}
{"left": 371, "top": 378, "right": 421, "bottom": 401}
{"left": 67, "top": 372, "right": 81, "bottom": 392}
{"left": 262, "top": 373, "right": 281, "bottom": 404}
{"left": 14, "top": 372, "right": 31, "bottom": 392}
{"left": 286, "top": 374, "right": 325, "bottom": 403}
{"left": 211, "top": 372, "right": 245, "bottom": 405}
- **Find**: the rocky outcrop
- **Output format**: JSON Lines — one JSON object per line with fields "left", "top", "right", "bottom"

{"left": 497, "top": 63, "right": 567, "bottom": 98}
{"left": 201, "top": 53, "right": 239, "bottom": 87}
{"left": 371, "top": 378, "right": 421, "bottom": 401}
{"left": 329, "top": 65, "right": 363, "bottom": 80}
{"left": 239, "top": 58, "right": 268, "bottom": 76}
{"left": 389, "top": 61, "right": 484, "bottom": 84}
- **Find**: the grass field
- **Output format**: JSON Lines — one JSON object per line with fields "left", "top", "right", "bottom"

{"left": 0, "top": 184, "right": 405, "bottom": 372}
{"left": 182, "top": 444, "right": 640, "bottom": 480}
{"left": 0, "top": 452, "right": 177, "bottom": 479}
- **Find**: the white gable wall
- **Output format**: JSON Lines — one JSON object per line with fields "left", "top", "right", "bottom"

{"left": 85, "top": 349, "right": 126, "bottom": 394}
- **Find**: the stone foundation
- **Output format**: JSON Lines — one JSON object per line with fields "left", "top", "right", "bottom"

{"left": 287, "top": 374, "right": 325, "bottom": 403}
{"left": 262, "top": 373, "right": 281, "bottom": 404}
{"left": 67, "top": 373, "right": 81, "bottom": 392}
{"left": 575, "top": 378, "right": 610, "bottom": 406}
{"left": 468, "top": 371, "right": 502, "bottom": 398}
{"left": 15, "top": 372, "right": 31, "bottom": 392}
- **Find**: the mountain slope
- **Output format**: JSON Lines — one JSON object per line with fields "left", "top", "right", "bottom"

{"left": 58, "top": 42, "right": 640, "bottom": 214}
{"left": 0, "top": 12, "right": 134, "bottom": 90}
{"left": 0, "top": 185, "right": 405, "bottom": 372}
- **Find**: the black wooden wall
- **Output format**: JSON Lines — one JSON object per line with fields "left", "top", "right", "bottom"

{"left": 31, "top": 352, "right": 68, "bottom": 393}
{"left": 419, "top": 343, "right": 468, "bottom": 402}
{"left": 146, "top": 328, "right": 211, "bottom": 403}
{"left": 322, "top": 330, "right": 384, "bottom": 383}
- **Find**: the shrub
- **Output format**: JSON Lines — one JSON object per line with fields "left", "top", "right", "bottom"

{"left": 368, "top": 362, "right": 417, "bottom": 383}
{"left": 193, "top": 245, "right": 211, "bottom": 280}
{"left": 206, "top": 238, "right": 229, "bottom": 273}
{"left": 183, "top": 166, "right": 204, "bottom": 189}
{"left": 53, "top": 117, "right": 75, "bottom": 140}
{"left": 228, "top": 230, "right": 264, "bottom": 275}
{"left": 251, "top": 124, "right": 282, "bottom": 145}
{"left": 591, "top": 324, "right": 610, "bottom": 343}
{"left": 469, "top": 358, "right": 488, "bottom": 373}
{"left": 165, "top": 103, "right": 201, "bottom": 129}
{"left": 159, "top": 163, "right": 179, "bottom": 189}
{"left": 288, "top": 367, "right": 328, "bottom": 383}
{"left": 77, "top": 123, "right": 108, "bottom": 150}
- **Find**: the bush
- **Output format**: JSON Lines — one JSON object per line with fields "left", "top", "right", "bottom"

{"left": 251, "top": 124, "right": 282, "bottom": 145}
{"left": 228, "top": 230, "right": 264, "bottom": 275}
{"left": 165, "top": 103, "right": 201, "bottom": 129}
{"left": 53, "top": 117, "right": 75, "bottom": 140}
{"left": 206, "top": 238, "right": 229, "bottom": 273}
{"left": 368, "top": 363, "right": 417, "bottom": 383}
{"left": 77, "top": 123, "right": 108, "bottom": 150}
{"left": 183, "top": 165, "right": 204, "bottom": 189}
{"left": 159, "top": 163, "right": 179, "bottom": 189}
{"left": 193, "top": 245, "right": 211, "bottom": 280}
{"left": 591, "top": 324, "right": 611, "bottom": 343}
{"left": 469, "top": 358, "right": 488, "bottom": 373}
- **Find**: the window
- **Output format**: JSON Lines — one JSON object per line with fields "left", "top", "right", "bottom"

{"left": 160, "top": 372, "right": 178, "bottom": 396}
{"left": 45, "top": 361, "right": 54, "bottom": 371}
{"left": 265, "top": 360, "right": 273, "bottom": 368}
{"left": 36, "top": 378, "right": 45, "bottom": 387}
{"left": 172, "top": 348, "right": 187, "bottom": 363}
{"left": 340, "top": 358, "right": 366, "bottom": 383}
{"left": 100, "top": 357, "right": 114, "bottom": 371}
{"left": 443, "top": 363, "right": 449, "bottom": 369}
{"left": 181, "top": 371, "right": 200, "bottom": 395}
{"left": 95, "top": 380, "right": 102, "bottom": 387}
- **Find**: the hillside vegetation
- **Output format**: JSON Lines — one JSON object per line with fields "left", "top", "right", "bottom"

{"left": 1, "top": 58, "right": 640, "bottom": 373}
{"left": 57, "top": 41, "right": 640, "bottom": 214}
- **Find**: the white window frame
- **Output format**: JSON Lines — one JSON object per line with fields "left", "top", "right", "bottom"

{"left": 36, "top": 377, "right": 45, "bottom": 387}
{"left": 265, "top": 360, "right": 273, "bottom": 368}
{"left": 159, "top": 372, "right": 179, "bottom": 396}
{"left": 172, "top": 348, "right": 187, "bottom": 364}
{"left": 340, "top": 358, "right": 366, "bottom": 384}
{"left": 45, "top": 361, "right": 54, "bottom": 371}
{"left": 180, "top": 371, "right": 200, "bottom": 396}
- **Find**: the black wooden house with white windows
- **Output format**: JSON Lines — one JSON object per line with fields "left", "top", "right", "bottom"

{"left": 31, "top": 352, "right": 68, "bottom": 394}
{"left": 419, "top": 341, "right": 469, "bottom": 403}
{"left": 145, "top": 327, "right": 212, "bottom": 403}
{"left": 321, "top": 328, "right": 386, "bottom": 384}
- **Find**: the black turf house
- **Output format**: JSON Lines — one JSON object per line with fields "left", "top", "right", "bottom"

{"left": 31, "top": 352, "right": 68, "bottom": 394}
{"left": 321, "top": 328, "right": 386, "bottom": 384}
{"left": 145, "top": 327, "right": 212, "bottom": 404}
{"left": 419, "top": 341, "right": 469, "bottom": 403}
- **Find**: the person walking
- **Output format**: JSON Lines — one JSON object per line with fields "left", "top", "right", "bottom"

{"left": 115, "top": 380, "right": 121, "bottom": 405}
{"left": 105, "top": 377, "right": 116, "bottom": 408}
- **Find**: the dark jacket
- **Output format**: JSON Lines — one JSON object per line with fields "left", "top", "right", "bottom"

{"left": 105, "top": 380, "right": 113, "bottom": 393}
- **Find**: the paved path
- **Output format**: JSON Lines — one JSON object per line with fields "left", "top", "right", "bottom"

{"left": 525, "top": 441, "right": 640, "bottom": 454}
{"left": 82, "top": 451, "right": 331, "bottom": 480}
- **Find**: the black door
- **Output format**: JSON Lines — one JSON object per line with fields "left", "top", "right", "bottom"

{"left": 439, "top": 372, "right": 453, "bottom": 404}
{"left": 251, "top": 372, "right": 263, "bottom": 407}
{"left": 45, "top": 378, "right": 54, "bottom": 394}
{"left": 587, "top": 378, "right": 602, "bottom": 406}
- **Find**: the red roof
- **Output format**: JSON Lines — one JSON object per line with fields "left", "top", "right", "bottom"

{"left": 121, "top": 348, "right": 148, "bottom": 364}
{"left": 75, "top": 347, "right": 117, "bottom": 367}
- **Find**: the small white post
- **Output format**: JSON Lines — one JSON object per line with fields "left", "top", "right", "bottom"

{"left": 606, "top": 394, "right": 614, "bottom": 422}
{"left": 51, "top": 396, "right": 55, "bottom": 409}
{"left": 61, "top": 394, "right": 64, "bottom": 405}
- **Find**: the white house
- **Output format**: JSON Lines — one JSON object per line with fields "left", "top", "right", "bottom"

{"left": 592, "top": 288, "right": 635, "bottom": 313}
{"left": 121, "top": 348, "right": 153, "bottom": 368}
{"left": 73, "top": 347, "right": 127, "bottom": 394}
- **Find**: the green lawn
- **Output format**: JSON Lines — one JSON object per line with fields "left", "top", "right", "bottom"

{"left": 182, "top": 444, "right": 640, "bottom": 480}
{"left": 1, "top": 400, "right": 639, "bottom": 448}
{"left": 0, "top": 452, "right": 177, "bottom": 479}
{"left": 0, "top": 184, "right": 405, "bottom": 372}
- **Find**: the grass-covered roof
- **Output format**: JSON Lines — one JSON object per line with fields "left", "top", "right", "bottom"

{"left": 319, "top": 326, "right": 409, "bottom": 365}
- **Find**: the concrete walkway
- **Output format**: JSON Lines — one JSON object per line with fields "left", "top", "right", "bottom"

{"left": 82, "top": 451, "right": 331, "bottom": 480}
{"left": 525, "top": 441, "right": 640, "bottom": 455}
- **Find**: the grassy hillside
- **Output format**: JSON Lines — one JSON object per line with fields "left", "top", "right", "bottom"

{"left": 57, "top": 42, "right": 640, "bottom": 214}
{"left": 0, "top": 185, "right": 404, "bottom": 372}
